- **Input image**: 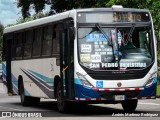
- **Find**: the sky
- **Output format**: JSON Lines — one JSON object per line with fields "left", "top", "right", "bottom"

{"left": 0, "top": 0, "right": 21, "bottom": 26}
{"left": 0, "top": 0, "right": 50, "bottom": 27}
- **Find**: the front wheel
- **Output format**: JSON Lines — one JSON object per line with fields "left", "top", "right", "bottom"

{"left": 56, "top": 82, "right": 68, "bottom": 112}
{"left": 121, "top": 99, "right": 138, "bottom": 112}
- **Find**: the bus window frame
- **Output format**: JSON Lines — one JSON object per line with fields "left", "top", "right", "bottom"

{"left": 23, "top": 29, "right": 33, "bottom": 59}
{"left": 41, "top": 23, "right": 53, "bottom": 57}
{"left": 14, "top": 31, "right": 25, "bottom": 60}
{"left": 32, "top": 27, "right": 43, "bottom": 58}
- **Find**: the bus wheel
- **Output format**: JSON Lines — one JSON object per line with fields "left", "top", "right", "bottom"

{"left": 121, "top": 99, "right": 138, "bottom": 112}
{"left": 20, "top": 81, "right": 40, "bottom": 106}
{"left": 56, "top": 82, "right": 68, "bottom": 112}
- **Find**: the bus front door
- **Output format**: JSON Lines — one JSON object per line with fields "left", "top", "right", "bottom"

{"left": 60, "top": 25, "right": 74, "bottom": 100}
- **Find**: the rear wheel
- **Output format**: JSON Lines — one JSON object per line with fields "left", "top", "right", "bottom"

{"left": 19, "top": 81, "right": 40, "bottom": 106}
{"left": 122, "top": 99, "right": 138, "bottom": 112}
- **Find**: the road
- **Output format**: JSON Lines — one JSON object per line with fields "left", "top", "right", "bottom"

{"left": 0, "top": 83, "right": 160, "bottom": 119}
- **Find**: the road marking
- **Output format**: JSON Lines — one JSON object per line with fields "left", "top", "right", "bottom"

{"left": 139, "top": 102, "right": 160, "bottom": 106}
{"left": 0, "top": 106, "right": 23, "bottom": 111}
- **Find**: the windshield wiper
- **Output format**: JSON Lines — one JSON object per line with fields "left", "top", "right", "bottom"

{"left": 95, "top": 23, "right": 112, "bottom": 45}
{"left": 124, "top": 23, "right": 135, "bottom": 45}
{"left": 79, "top": 29, "right": 94, "bottom": 39}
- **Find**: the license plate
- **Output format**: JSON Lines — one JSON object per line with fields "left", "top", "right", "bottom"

{"left": 114, "top": 95, "right": 125, "bottom": 101}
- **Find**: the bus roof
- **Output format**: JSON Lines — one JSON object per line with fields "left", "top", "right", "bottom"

{"left": 3, "top": 10, "right": 76, "bottom": 34}
{"left": 76, "top": 8, "right": 149, "bottom": 13}
{"left": 3, "top": 8, "right": 150, "bottom": 34}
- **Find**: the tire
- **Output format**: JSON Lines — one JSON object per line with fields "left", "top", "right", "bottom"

{"left": 122, "top": 99, "right": 138, "bottom": 112}
{"left": 19, "top": 81, "right": 40, "bottom": 106}
{"left": 56, "top": 82, "right": 68, "bottom": 112}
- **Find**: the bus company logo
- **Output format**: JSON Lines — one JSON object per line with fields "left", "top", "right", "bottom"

{"left": 117, "top": 82, "right": 122, "bottom": 87}
{"left": 2, "top": 112, "right": 11, "bottom": 118}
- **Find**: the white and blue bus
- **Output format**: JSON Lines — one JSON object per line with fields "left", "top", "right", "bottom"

{"left": 2, "top": 6, "right": 157, "bottom": 112}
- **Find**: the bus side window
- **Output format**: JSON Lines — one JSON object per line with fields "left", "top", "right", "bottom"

{"left": 24, "top": 30, "right": 33, "bottom": 58}
{"left": 15, "top": 32, "right": 24, "bottom": 59}
{"left": 32, "top": 28, "right": 42, "bottom": 58}
{"left": 52, "top": 24, "right": 60, "bottom": 55}
{"left": 12, "top": 34, "right": 16, "bottom": 60}
{"left": 42, "top": 25, "right": 52, "bottom": 56}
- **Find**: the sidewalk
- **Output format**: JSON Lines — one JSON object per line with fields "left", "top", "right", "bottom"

{"left": 0, "top": 83, "right": 4, "bottom": 93}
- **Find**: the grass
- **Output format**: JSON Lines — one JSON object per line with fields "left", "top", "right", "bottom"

{"left": 157, "top": 53, "right": 160, "bottom": 96}
{"left": 158, "top": 54, "right": 160, "bottom": 62}
{"left": 157, "top": 84, "right": 160, "bottom": 96}
{"left": 157, "top": 71, "right": 160, "bottom": 96}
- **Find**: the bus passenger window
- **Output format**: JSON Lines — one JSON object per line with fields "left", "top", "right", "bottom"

{"left": 52, "top": 25, "right": 60, "bottom": 55}
{"left": 12, "top": 34, "right": 16, "bottom": 59}
{"left": 42, "top": 25, "right": 52, "bottom": 56}
{"left": 24, "top": 30, "right": 33, "bottom": 58}
{"left": 32, "top": 28, "right": 42, "bottom": 57}
{"left": 15, "top": 32, "right": 23, "bottom": 59}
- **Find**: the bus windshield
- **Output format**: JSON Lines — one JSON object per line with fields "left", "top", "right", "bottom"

{"left": 78, "top": 25, "right": 153, "bottom": 71}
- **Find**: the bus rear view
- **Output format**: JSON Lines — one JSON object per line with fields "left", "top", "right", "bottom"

{"left": 74, "top": 6, "right": 157, "bottom": 112}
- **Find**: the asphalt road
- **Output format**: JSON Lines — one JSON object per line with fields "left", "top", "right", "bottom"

{"left": 0, "top": 83, "right": 160, "bottom": 119}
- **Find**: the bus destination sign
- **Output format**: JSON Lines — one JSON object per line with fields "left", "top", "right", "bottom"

{"left": 113, "top": 12, "right": 144, "bottom": 22}
{"left": 78, "top": 12, "right": 150, "bottom": 23}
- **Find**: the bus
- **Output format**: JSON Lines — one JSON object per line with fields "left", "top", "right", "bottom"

{"left": 2, "top": 6, "right": 157, "bottom": 112}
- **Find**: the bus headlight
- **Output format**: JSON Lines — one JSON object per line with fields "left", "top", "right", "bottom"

{"left": 76, "top": 72, "right": 93, "bottom": 88}
{"left": 145, "top": 72, "right": 157, "bottom": 87}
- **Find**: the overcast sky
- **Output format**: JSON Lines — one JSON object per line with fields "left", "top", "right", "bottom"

{"left": 0, "top": 0, "right": 21, "bottom": 26}
{"left": 0, "top": 0, "right": 50, "bottom": 27}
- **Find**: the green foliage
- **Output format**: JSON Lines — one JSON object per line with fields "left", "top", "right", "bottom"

{"left": 51, "top": 0, "right": 69, "bottom": 12}
{"left": 16, "top": 16, "right": 34, "bottom": 24}
{"left": 0, "top": 23, "right": 4, "bottom": 62}
{"left": 74, "top": 0, "right": 97, "bottom": 8}
{"left": 0, "top": 23, "right": 4, "bottom": 51}
{"left": 17, "top": 0, "right": 30, "bottom": 18}
{"left": 32, "top": 0, "right": 46, "bottom": 13}
{"left": 6, "top": 12, "right": 48, "bottom": 28}
{"left": 157, "top": 84, "right": 160, "bottom": 95}
{"left": 158, "top": 71, "right": 160, "bottom": 81}
{"left": 17, "top": 0, "right": 47, "bottom": 18}
{"left": 33, "top": 12, "right": 49, "bottom": 19}
{"left": 6, "top": 16, "right": 34, "bottom": 28}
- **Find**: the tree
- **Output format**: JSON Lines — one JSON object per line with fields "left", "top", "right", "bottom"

{"left": 17, "top": 0, "right": 31, "bottom": 18}
{"left": 0, "top": 23, "right": 4, "bottom": 62}
{"left": 0, "top": 23, "right": 4, "bottom": 51}
{"left": 6, "top": 11, "right": 49, "bottom": 28}
{"left": 32, "top": 0, "right": 46, "bottom": 13}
